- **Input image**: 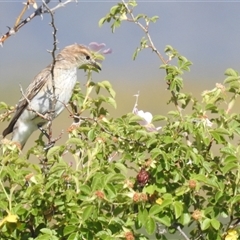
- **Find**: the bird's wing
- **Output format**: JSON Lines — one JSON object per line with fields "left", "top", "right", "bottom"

{"left": 2, "top": 67, "right": 51, "bottom": 137}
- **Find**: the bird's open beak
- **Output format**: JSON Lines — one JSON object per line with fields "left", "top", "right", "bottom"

{"left": 92, "top": 61, "right": 101, "bottom": 71}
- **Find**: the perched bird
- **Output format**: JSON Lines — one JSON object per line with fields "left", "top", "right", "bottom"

{"left": 2, "top": 44, "right": 101, "bottom": 149}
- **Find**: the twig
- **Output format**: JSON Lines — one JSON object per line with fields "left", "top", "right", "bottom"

{"left": 121, "top": 0, "right": 166, "bottom": 65}
{"left": 132, "top": 91, "right": 140, "bottom": 113}
{"left": 121, "top": 0, "right": 183, "bottom": 118}
{"left": 176, "top": 225, "right": 190, "bottom": 240}
{"left": 19, "top": 85, "right": 49, "bottom": 121}
{"left": 79, "top": 116, "right": 146, "bottom": 147}
{"left": 0, "top": 0, "right": 76, "bottom": 46}
{"left": 43, "top": 0, "right": 77, "bottom": 13}
{"left": 0, "top": 109, "right": 15, "bottom": 122}
{"left": 42, "top": 0, "right": 58, "bottom": 146}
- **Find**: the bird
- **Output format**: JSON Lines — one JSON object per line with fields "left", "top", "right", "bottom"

{"left": 2, "top": 43, "right": 101, "bottom": 149}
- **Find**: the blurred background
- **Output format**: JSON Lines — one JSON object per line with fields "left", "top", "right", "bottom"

{"left": 1, "top": 0, "right": 240, "bottom": 150}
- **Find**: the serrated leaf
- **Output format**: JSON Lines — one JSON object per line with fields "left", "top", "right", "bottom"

{"left": 88, "top": 129, "right": 96, "bottom": 141}
{"left": 210, "top": 218, "right": 220, "bottom": 230}
{"left": 79, "top": 185, "right": 91, "bottom": 195}
{"left": 82, "top": 205, "right": 94, "bottom": 222}
{"left": 160, "top": 198, "right": 172, "bottom": 208}
{"left": 98, "top": 17, "right": 106, "bottom": 27}
{"left": 64, "top": 225, "right": 77, "bottom": 236}
{"left": 152, "top": 215, "right": 171, "bottom": 227}
{"left": 129, "top": 114, "right": 143, "bottom": 123}
{"left": 149, "top": 205, "right": 162, "bottom": 216}
{"left": 40, "top": 228, "right": 52, "bottom": 235}
{"left": 46, "top": 146, "right": 60, "bottom": 159}
{"left": 173, "top": 201, "right": 183, "bottom": 219}
{"left": 224, "top": 76, "right": 240, "bottom": 84}
{"left": 110, "top": 5, "right": 119, "bottom": 14}
{"left": 105, "top": 97, "right": 117, "bottom": 108}
{"left": 201, "top": 218, "right": 211, "bottom": 230}
{"left": 145, "top": 217, "right": 156, "bottom": 235}
{"left": 97, "top": 81, "right": 116, "bottom": 98}
{"left": 67, "top": 232, "right": 79, "bottom": 240}
{"left": 179, "top": 213, "right": 191, "bottom": 225}
{"left": 175, "top": 186, "right": 189, "bottom": 196}
{"left": 152, "top": 115, "right": 167, "bottom": 122}
{"left": 222, "top": 162, "right": 238, "bottom": 174}
{"left": 105, "top": 183, "right": 116, "bottom": 198}
{"left": 150, "top": 15, "right": 159, "bottom": 23}
{"left": 138, "top": 208, "right": 148, "bottom": 226}
{"left": 66, "top": 138, "right": 83, "bottom": 146}
{"left": 225, "top": 68, "right": 239, "bottom": 77}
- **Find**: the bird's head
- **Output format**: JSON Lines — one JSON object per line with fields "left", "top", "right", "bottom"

{"left": 58, "top": 44, "right": 101, "bottom": 71}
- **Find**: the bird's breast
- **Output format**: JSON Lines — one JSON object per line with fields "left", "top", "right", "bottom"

{"left": 28, "top": 68, "right": 78, "bottom": 119}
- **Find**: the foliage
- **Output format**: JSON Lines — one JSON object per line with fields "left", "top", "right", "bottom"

{"left": 1, "top": 0, "right": 240, "bottom": 240}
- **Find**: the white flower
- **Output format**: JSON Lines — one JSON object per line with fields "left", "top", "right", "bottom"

{"left": 134, "top": 108, "right": 161, "bottom": 132}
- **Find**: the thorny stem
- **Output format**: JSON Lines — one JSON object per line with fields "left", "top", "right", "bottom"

{"left": 80, "top": 116, "right": 146, "bottom": 147}
{"left": 42, "top": 0, "right": 58, "bottom": 146}
{"left": 20, "top": 85, "right": 49, "bottom": 121}
{"left": 121, "top": 0, "right": 183, "bottom": 119}
{"left": 121, "top": 0, "right": 166, "bottom": 65}
{"left": 122, "top": 1, "right": 189, "bottom": 238}
{"left": 61, "top": 95, "right": 147, "bottom": 148}
{"left": 176, "top": 225, "right": 190, "bottom": 240}
{"left": 0, "top": 0, "right": 76, "bottom": 46}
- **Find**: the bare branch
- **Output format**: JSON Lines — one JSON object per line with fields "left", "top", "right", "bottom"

{"left": 19, "top": 85, "right": 49, "bottom": 121}
{"left": 121, "top": 0, "right": 166, "bottom": 65}
{"left": 0, "top": 0, "right": 77, "bottom": 46}
{"left": 43, "top": 0, "right": 77, "bottom": 13}
{"left": 176, "top": 225, "right": 190, "bottom": 240}
{"left": 121, "top": 0, "right": 183, "bottom": 118}
{"left": 42, "top": 0, "right": 58, "bottom": 146}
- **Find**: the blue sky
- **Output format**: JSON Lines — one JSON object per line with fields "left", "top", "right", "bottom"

{"left": 0, "top": 0, "right": 240, "bottom": 88}
{"left": 1, "top": 1, "right": 240, "bottom": 116}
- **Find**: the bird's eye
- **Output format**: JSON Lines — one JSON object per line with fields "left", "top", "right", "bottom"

{"left": 86, "top": 55, "right": 90, "bottom": 60}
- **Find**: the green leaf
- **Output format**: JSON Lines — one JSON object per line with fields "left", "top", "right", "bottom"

{"left": 128, "top": 0, "right": 137, "bottom": 7}
{"left": 222, "top": 162, "right": 238, "bottom": 174}
{"left": 40, "top": 228, "right": 52, "bottom": 235}
{"left": 210, "top": 219, "right": 220, "bottom": 230}
{"left": 149, "top": 15, "right": 159, "bottom": 23}
{"left": 160, "top": 198, "right": 173, "bottom": 208}
{"left": 46, "top": 146, "right": 60, "bottom": 159}
{"left": 138, "top": 208, "right": 148, "bottom": 226}
{"left": 64, "top": 225, "right": 77, "bottom": 236}
{"left": 105, "top": 183, "right": 116, "bottom": 198}
{"left": 152, "top": 115, "right": 167, "bottom": 122}
{"left": 98, "top": 17, "right": 106, "bottom": 27}
{"left": 88, "top": 129, "right": 96, "bottom": 141}
{"left": 128, "top": 114, "right": 143, "bottom": 123}
{"left": 173, "top": 201, "right": 183, "bottom": 219}
{"left": 110, "top": 5, "right": 119, "bottom": 15}
{"left": 105, "top": 97, "right": 117, "bottom": 108}
{"left": 82, "top": 205, "right": 94, "bottom": 221}
{"left": 145, "top": 217, "right": 156, "bottom": 235}
{"left": 224, "top": 68, "right": 239, "bottom": 77}
{"left": 224, "top": 76, "right": 240, "bottom": 84}
{"left": 79, "top": 185, "right": 91, "bottom": 195}
{"left": 201, "top": 218, "right": 211, "bottom": 230}
{"left": 66, "top": 138, "right": 83, "bottom": 146}
{"left": 67, "top": 232, "right": 79, "bottom": 240}
{"left": 152, "top": 215, "right": 171, "bottom": 227}
{"left": 149, "top": 205, "right": 162, "bottom": 216}
{"left": 179, "top": 213, "right": 191, "bottom": 225}
{"left": 175, "top": 186, "right": 189, "bottom": 196}
{"left": 135, "top": 14, "right": 146, "bottom": 21}
{"left": 97, "top": 81, "right": 116, "bottom": 98}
